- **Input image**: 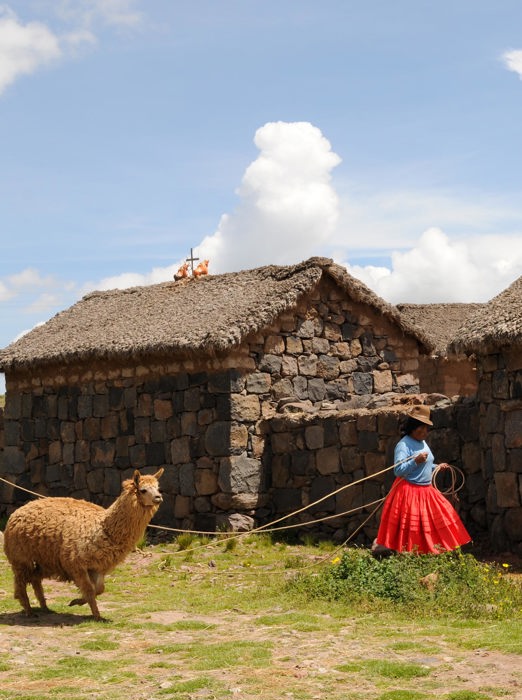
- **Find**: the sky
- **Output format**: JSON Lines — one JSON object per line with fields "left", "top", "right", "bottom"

{"left": 1, "top": 1, "right": 522, "bottom": 393}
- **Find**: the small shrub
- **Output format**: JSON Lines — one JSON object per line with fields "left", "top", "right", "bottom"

{"left": 289, "top": 548, "right": 522, "bottom": 619}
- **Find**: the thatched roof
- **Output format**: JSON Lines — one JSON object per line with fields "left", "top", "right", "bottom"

{"left": 397, "top": 303, "right": 484, "bottom": 356}
{"left": 449, "top": 275, "right": 522, "bottom": 355}
{"left": 0, "top": 257, "right": 433, "bottom": 373}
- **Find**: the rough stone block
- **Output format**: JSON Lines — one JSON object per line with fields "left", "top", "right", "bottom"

{"left": 505, "top": 410, "right": 522, "bottom": 448}
{"left": 286, "top": 336, "right": 304, "bottom": 355}
{"left": 298, "top": 354, "right": 318, "bottom": 377}
{"left": 297, "top": 319, "right": 315, "bottom": 339}
{"left": 258, "top": 354, "right": 283, "bottom": 374}
{"left": 494, "top": 472, "right": 520, "bottom": 508}
{"left": 305, "top": 425, "right": 324, "bottom": 450}
{"left": 179, "top": 463, "right": 195, "bottom": 496}
{"left": 373, "top": 369, "right": 393, "bottom": 394}
{"left": 230, "top": 394, "right": 261, "bottom": 422}
{"left": 1, "top": 446, "right": 26, "bottom": 474}
{"left": 92, "top": 440, "right": 116, "bottom": 467}
{"left": 317, "top": 355, "right": 340, "bottom": 380}
{"left": 309, "top": 477, "right": 335, "bottom": 511}
{"left": 171, "top": 436, "right": 191, "bottom": 464}
{"left": 264, "top": 335, "right": 285, "bottom": 354}
{"left": 246, "top": 373, "right": 272, "bottom": 394}
{"left": 353, "top": 372, "right": 373, "bottom": 395}
{"left": 308, "top": 378, "right": 326, "bottom": 402}
{"left": 504, "top": 508, "right": 522, "bottom": 542}
{"left": 316, "top": 446, "right": 339, "bottom": 475}
{"left": 195, "top": 468, "right": 218, "bottom": 496}
{"left": 281, "top": 356, "right": 298, "bottom": 377}
{"left": 339, "top": 420, "right": 357, "bottom": 446}
{"left": 292, "top": 375, "right": 308, "bottom": 400}
{"left": 218, "top": 453, "right": 262, "bottom": 494}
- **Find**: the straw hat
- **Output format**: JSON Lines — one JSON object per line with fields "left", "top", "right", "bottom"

{"left": 407, "top": 405, "right": 433, "bottom": 426}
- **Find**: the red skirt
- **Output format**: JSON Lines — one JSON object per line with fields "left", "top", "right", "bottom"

{"left": 376, "top": 478, "right": 471, "bottom": 554}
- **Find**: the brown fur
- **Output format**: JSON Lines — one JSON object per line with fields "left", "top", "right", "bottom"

{"left": 3, "top": 469, "right": 163, "bottom": 620}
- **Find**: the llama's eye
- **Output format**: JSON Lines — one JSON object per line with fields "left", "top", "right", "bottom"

{"left": 139, "top": 488, "right": 147, "bottom": 494}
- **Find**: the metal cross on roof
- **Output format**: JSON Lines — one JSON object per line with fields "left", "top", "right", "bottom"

{"left": 186, "top": 248, "right": 200, "bottom": 275}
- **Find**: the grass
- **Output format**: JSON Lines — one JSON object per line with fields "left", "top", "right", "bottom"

{"left": 0, "top": 535, "right": 520, "bottom": 700}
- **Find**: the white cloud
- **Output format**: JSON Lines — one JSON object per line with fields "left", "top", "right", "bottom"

{"left": 0, "top": 6, "right": 62, "bottom": 94}
{"left": 195, "top": 121, "right": 342, "bottom": 272}
{"left": 502, "top": 49, "right": 522, "bottom": 78}
{"left": 345, "top": 228, "right": 522, "bottom": 303}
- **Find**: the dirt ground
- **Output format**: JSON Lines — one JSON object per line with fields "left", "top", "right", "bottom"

{"left": 0, "top": 547, "right": 521, "bottom": 700}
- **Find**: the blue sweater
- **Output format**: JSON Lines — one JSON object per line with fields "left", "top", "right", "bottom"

{"left": 393, "top": 434, "right": 436, "bottom": 485}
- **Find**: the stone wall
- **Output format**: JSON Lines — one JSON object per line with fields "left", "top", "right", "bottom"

{"left": 264, "top": 398, "right": 483, "bottom": 545}
{"left": 418, "top": 356, "right": 477, "bottom": 398}
{"left": 474, "top": 347, "right": 522, "bottom": 554}
{"left": 0, "top": 274, "right": 426, "bottom": 524}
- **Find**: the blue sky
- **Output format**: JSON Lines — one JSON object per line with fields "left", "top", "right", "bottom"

{"left": 1, "top": 1, "right": 522, "bottom": 393}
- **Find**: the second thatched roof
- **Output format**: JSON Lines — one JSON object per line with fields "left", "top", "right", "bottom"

{"left": 449, "top": 275, "right": 522, "bottom": 355}
{"left": 398, "top": 303, "right": 485, "bottom": 356}
{"left": 0, "top": 257, "right": 434, "bottom": 373}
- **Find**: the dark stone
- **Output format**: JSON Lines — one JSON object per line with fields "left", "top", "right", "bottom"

{"left": 46, "top": 418, "right": 60, "bottom": 440}
{"left": 1, "top": 446, "right": 26, "bottom": 474}
{"left": 179, "top": 463, "right": 196, "bottom": 496}
{"left": 360, "top": 332, "right": 377, "bottom": 356}
{"left": 205, "top": 422, "right": 232, "bottom": 456}
{"left": 208, "top": 370, "right": 245, "bottom": 394}
{"left": 219, "top": 453, "right": 263, "bottom": 494}
{"left": 78, "top": 395, "right": 93, "bottom": 419}
{"left": 184, "top": 388, "right": 201, "bottom": 411}
{"left": 146, "top": 442, "right": 166, "bottom": 466}
{"left": 259, "top": 354, "right": 283, "bottom": 374}
{"left": 32, "top": 396, "right": 46, "bottom": 419}
{"left": 511, "top": 371, "right": 522, "bottom": 399}
{"left": 129, "top": 444, "right": 147, "bottom": 468}
{"left": 341, "top": 322, "right": 357, "bottom": 340}
{"left": 323, "top": 417, "right": 339, "bottom": 447}
{"left": 291, "top": 450, "right": 315, "bottom": 476}
{"left": 325, "top": 379, "right": 349, "bottom": 401}
{"left": 358, "top": 431, "right": 379, "bottom": 451}
{"left": 109, "top": 387, "right": 124, "bottom": 410}
{"left": 353, "top": 372, "right": 373, "bottom": 395}
{"left": 4, "top": 420, "right": 20, "bottom": 446}
{"left": 272, "top": 488, "right": 302, "bottom": 513}
{"left": 508, "top": 449, "right": 522, "bottom": 473}
{"left": 189, "top": 371, "right": 208, "bottom": 386}
{"left": 135, "top": 417, "right": 151, "bottom": 444}
{"left": 5, "top": 392, "right": 22, "bottom": 420}
{"left": 151, "top": 420, "right": 167, "bottom": 443}
{"left": 308, "top": 378, "right": 326, "bottom": 402}
{"left": 93, "top": 395, "right": 110, "bottom": 418}
{"left": 309, "top": 476, "right": 335, "bottom": 512}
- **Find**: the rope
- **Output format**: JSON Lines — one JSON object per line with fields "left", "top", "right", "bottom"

{"left": 432, "top": 463, "right": 466, "bottom": 504}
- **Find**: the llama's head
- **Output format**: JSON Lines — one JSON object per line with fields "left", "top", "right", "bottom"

{"left": 128, "top": 469, "right": 164, "bottom": 508}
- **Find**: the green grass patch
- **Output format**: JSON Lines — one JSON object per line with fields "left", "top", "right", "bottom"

{"left": 146, "top": 639, "right": 272, "bottom": 671}
{"left": 377, "top": 691, "right": 429, "bottom": 700}
{"left": 337, "top": 659, "right": 431, "bottom": 680}
{"left": 79, "top": 636, "right": 120, "bottom": 651}
{"left": 30, "top": 656, "right": 131, "bottom": 681}
{"left": 290, "top": 549, "right": 522, "bottom": 620}
{"left": 157, "top": 676, "right": 223, "bottom": 696}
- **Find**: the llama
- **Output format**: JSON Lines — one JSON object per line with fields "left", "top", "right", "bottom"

{"left": 193, "top": 260, "right": 209, "bottom": 278}
{"left": 3, "top": 468, "right": 163, "bottom": 620}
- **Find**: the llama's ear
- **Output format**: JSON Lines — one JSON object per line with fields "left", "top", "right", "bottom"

{"left": 153, "top": 467, "right": 164, "bottom": 480}
{"left": 133, "top": 470, "right": 141, "bottom": 488}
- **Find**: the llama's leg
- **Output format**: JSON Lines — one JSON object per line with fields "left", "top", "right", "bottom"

{"left": 71, "top": 570, "right": 101, "bottom": 620}
{"left": 69, "top": 572, "right": 105, "bottom": 607}
{"left": 12, "top": 568, "right": 33, "bottom": 615}
{"left": 30, "top": 577, "right": 50, "bottom": 611}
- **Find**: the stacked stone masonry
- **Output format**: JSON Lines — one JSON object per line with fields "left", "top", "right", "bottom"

{"left": 0, "top": 275, "right": 512, "bottom": 551}
{"left": 474, "top": 347, "right": 522, "bottom": 553}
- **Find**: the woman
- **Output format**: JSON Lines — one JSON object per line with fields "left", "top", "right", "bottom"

{"left": 375, "top": 405, "right": 471, "bottom": 554}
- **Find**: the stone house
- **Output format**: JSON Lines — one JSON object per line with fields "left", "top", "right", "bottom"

{"left": 0, "top": 257, "right": 434, "bottom": 530}
{"left": 397, "top": 303, "right": 482, "bottom": 397}
{"left": 450, "top": 275, "right": 522, "bottom": 554}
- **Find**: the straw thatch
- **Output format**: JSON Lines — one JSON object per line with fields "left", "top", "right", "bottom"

{"left": 397, "top": 303, "right": 484, "bottom": 356}
{"left": 449, "top": 275, "right": 522, "bottom": 355}
{"left": 0, "top": 257, "right": 433, "bottom": 373}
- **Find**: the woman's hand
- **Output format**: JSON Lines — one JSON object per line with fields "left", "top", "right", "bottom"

{"left": 437, "top": 462, "right": 450, "bottom": 470}
{"left": 414, "top": 451, "right": 428, "bottom": 464}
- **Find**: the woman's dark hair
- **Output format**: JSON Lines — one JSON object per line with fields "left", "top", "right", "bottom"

{"left": 400, "top": 416, "right": 427, "bottom": 436}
